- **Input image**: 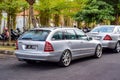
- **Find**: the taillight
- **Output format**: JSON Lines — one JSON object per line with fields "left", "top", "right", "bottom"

{"left": 16, "top": 40, "right": 18, "bottom": 50}
{"left": 103, "top": 35, "right": 112, "bottom": 40}
{"left": 44, "top": 41, "right": 54, "bottom": 52}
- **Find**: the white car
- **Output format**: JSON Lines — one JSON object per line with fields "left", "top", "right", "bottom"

{"left": 88, "top": 25, "right": 120, "bottom": 53}
{"left": 15, "top": 27, "right": 102, "bottom": 67}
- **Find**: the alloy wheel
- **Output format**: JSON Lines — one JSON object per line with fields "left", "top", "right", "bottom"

{"left": 115, "top": 42, "right": 120, "bottom": 53}
{"left": 59, "top": 50, "right": 72, "bottom": 67}
{"left": 95, "top": 45, "right": 102, "bottom": 58}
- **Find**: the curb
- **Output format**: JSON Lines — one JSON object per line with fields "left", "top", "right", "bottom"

{"left": 0, "top": 43, "right": 15, "bottom": 46}
{"left": 0, "top": 50, "right": 14, "bottom": 55}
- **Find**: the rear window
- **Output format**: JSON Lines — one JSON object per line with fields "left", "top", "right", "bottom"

{"left": 91, "top": 26, "right": 115, "bottom": 33}
{"left": 19, "top": 30, "right": 50, "bottom": 41}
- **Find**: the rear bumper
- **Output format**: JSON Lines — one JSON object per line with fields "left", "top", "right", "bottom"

{"left": 101, "top": 41, "right": 116, "bottom": 49}
{"left": 15, "top": 50, "right": 62, "bottom": 62}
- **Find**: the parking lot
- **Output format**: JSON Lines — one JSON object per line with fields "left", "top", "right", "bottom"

{"left": 0, "top": 50, "right": 120, "bottom": 80}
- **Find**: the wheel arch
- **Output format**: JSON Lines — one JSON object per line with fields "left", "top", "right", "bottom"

{"left": 63, "top": 49, "right": 72, "bottom": 57}
{"left": 118, "top": 40, "right": 120, "bottom": 43}
{"left": 59, "top": 49, "right": 72, "bottom": 61}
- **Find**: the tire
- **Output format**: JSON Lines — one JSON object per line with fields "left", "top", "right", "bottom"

{"left": 114, "top": 42, "right": 120, "bottom": 53}
{"left": 94, "top": 44, "right": 102, "bottom": 58}
{"left": 58, "top": 50, "right": 72, "bottom": 67}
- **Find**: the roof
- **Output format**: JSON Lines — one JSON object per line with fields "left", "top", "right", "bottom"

{"left": 32, "top": 27, "right": 79, "bottom": 31}
{"left": 97, "top": 25, "right": 120, "bottom": 27}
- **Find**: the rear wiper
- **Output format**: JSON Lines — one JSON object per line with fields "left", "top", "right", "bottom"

{"left": 22, "top": 37, "right": 32, "bottom": 40}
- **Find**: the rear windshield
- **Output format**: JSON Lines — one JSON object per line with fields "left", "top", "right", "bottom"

{"left": 19, "top": 30, "right": 50, "bottom": 41}
{"left": 91, "top": 26, "right": 115, "bottom": 33}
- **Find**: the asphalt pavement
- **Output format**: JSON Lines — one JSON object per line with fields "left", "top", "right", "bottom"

{"left": 0, "top": 50, "right": 120, "bottom": 80}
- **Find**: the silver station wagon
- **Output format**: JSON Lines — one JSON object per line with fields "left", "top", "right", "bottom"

{"left": 15, "top": 27, "right": 102, "bottom": 67}
{"left": 88, "top": 25, "right": 120, "bottom": 53}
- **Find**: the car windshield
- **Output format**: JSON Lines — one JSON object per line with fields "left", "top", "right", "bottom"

{"left": 19, "top": 30, "right": 50, "bottom": 41}
{"left": 91, "top": 26, "right": 114, "bottom": 33}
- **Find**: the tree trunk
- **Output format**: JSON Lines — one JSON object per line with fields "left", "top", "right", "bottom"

{"left": 115, "top": 14, "right": 119, "bottom": 25}
{"left": 40, "top": 11, "right": 50, "bottom": 27}
{"left": 29, "top": 5, "right": 37, "bottom": 28}
{"left": 111, "top": 14, "right": 120, "bottom": 25}
{"left": 77, "top": 21, "right": 80, "bottom": 28}
{"left": 54, "top": 14, "right": 60, "bottom": 27}
{"left": 7, "top": 14, "right": 11, "bottom": 43}
{"left": 26, "top": 0, "right": 35, "bottom": 5}
{"left": 0, "top": 11, "right": 2, "bottom": 33}
{"left": 23, "top": 7, "right": 26, "bottom": 28}
{"left": 12, "top": 15, "right": 16, "bottom": 30}
{"left": 64, "top": 16, "right": 71, "bottom": 27}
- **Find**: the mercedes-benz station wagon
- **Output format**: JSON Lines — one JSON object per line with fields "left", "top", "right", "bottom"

{"left": 15, "top": 27, "right": 102, "bottom": 67}
{"left": 88, "top": 25, "right": 120, "bottom": 53}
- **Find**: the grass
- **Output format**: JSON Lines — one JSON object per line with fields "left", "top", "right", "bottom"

{"left": 0, "top": 46, "right": 15, "bottom": 51}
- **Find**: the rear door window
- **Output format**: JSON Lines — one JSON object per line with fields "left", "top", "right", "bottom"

{"left": 65, "top": 29, "right": 76, "bottom": 40}
{"left": 19, "top": 30, "right": 50, "bottom": 41}
{"left": 52, "top": 31, "right": 63, "bottom": 40}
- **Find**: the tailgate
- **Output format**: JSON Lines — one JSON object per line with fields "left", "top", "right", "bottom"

{"left": 18, "top": 40, "right": 45, "bottom": 52}
{"left": 88, "top": 32, "right": 106, "bottom": 40}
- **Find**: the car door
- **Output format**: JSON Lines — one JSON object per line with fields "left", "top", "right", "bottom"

{"left": 51, "top": 30, "right": 67, "bottom": 53}
{"left": 65, "top": 29, "right": 81, "bottom": 57}
{"left": 74, "top": 29, "right": 95, "bottom": 55}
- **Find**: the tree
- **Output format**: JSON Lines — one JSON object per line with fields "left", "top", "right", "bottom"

{"left": 0, "top": 0, "right": 4, "bottom": 33}
{"left": 0, "top": 0, "right": 28, "bottom": 43}
{"left": 100, "top": 0, "right": 120, "bottom": 25}
{"left": 35, "top": 0, "right": 88, "bottom": 27}
{"left": 74, "top": 0, "right": 115, "bottom": 26}
{"left": 26, "top": 0, "right": 37, "bottom": 28}
{"left": 35, "top": 0, "right": 58, "bottom": 26}
{"left": 61, "top": 0, "right": 88, "bottom": 26}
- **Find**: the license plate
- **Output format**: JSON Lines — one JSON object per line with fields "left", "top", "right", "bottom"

{"left": 26, "top": 45, "right": 37, "bottom": 49}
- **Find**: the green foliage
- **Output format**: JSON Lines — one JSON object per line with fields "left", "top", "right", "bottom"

{"left": 0, "top": 0, "right": 28, "bottom": 15}
{"left": 35, "top": 0, "right": 88, "bottom": 16}
{"left": 0, "top": 0, "right": 29, "bottom": 43}
{"left": 74, "top": 0, "right": 115, "bottom": 24}
{"left": 100, "top": 0, "right": 120, "bottom": 14}
{"left": 35, "top": 0, "right": 66, "bottom": 15}
{"left": 62, "top": 0, "right": 88, "bottom": 16}
{"left": 34, "top": 0, "right": 88, "bottom": 26}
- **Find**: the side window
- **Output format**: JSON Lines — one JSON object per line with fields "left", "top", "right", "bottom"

{"left": 65, "top": 29, "right": 76, "bottom": 40}
{"left": 75, "top": 29, "right": 86, "bottom": 40}
{"left": 115, "top": 27, "right": 120, "bottom": 34}
{"left": 118, "top": 27, "right": 120, "bottom": 34}
{"left": 52, "top": 31, "right": 63, "bottom": 40}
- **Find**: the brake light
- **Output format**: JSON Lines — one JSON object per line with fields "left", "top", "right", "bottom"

{"left": 44, "top": 41, "right": 54, "bottom": 52}
{"left": 103, "top": 35, "right": 112, "bottom": 40}
{"left": 16, "top": 40, "right": 18, "bottom": 50}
